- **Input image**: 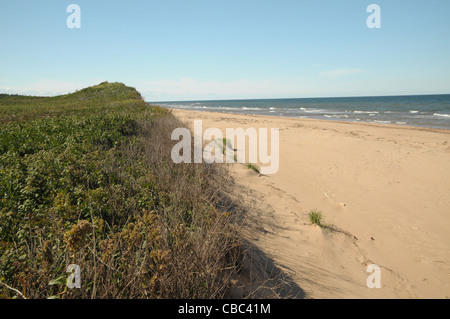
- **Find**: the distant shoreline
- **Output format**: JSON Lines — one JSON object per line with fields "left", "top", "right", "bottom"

{"left": 163, "top": 106, "right": 450, "bottom": 134}
{"left": 154, "top": 94, "right": 450, "bottom": 131}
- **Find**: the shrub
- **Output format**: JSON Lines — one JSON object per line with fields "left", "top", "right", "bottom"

{"left": 0, "top": 82, "right": 243, "bottom": 299}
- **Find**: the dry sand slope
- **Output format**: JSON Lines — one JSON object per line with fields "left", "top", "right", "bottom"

{"left": 170, "top": 108, "right": 450, "bottom": 299}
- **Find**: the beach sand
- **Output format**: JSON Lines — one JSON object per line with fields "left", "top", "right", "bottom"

{"left": 170, "top": 108, "right": 450, "bottom": 299}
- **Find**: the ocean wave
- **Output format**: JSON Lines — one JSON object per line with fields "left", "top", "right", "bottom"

{"left": 354, "top": 111, "right": 379, "bottom": 114}
{"left": 198, "top": 106, "right": 236, "bottom": 110}
{"left": 300, "top": 107, "right": 323, "bottom": 113}
{"left": 433, "top": 113, "right": 450, "bottom": 118}
{"left": 155, "top": 98, "right": 450, "bottom": 129}
{"left": 324, "top": 114, "right": 349, "bottom": 118}
{"left": 373, "top": 120, "right": 391, "bottom": 124}
{"left": 241, "top": 107, "right": 263, "bottom": 110}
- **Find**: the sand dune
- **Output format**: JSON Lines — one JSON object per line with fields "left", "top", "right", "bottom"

{"left": 170, "top": 108, "right": 450, "bottom": 299}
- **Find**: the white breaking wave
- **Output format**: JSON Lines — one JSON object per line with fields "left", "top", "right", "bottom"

{"left": 241, "top": 107, "right": 262, "bottom": 110}
{"left": 433, "top": 113, "right": 450, "bottom": 118}
{"left": 354, "top": 111, "right": 379, "bottom": 114}
{"left": 324, "top": 114, "right": 349, "bottom": 118}
{"left": 300, "top": 107, "right": 324, "bottom": 113}
{"left": 374, "top": 120, "right": 391, "bottom": 124}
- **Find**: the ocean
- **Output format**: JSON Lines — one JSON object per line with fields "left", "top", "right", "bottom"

{"left": 153, "top": 94, "right": 450, "bottom": 130}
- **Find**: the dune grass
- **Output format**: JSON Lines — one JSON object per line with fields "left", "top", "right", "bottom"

{"left": 216, "top": 137, "right": 231, "bottom": 155}
{"left": 244, "top": 163, "right": 261, "bottom": 174}
{"left": 308, "top": 210, "right": 325, "bottom": 228}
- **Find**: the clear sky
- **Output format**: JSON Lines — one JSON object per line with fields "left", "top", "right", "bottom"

{"left": 1, "top": 0, "right": 449, "bottom": 101}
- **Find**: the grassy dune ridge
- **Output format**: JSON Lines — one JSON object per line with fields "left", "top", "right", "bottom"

{"left": 0, "top": 82, "right": 244, "bottom": 299}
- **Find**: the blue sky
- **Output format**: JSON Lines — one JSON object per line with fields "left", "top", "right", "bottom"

{"left": 1, "top": 0, "right": 449, "bottom": 101}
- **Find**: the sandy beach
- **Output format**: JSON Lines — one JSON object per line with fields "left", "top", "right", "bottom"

{"left": 170, "top": 108, "right": 450, "bottom": 299}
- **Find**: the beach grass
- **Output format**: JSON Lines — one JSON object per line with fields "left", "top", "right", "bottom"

{"left": 214, "top": 137, "right": 231, "bottom": 155}
{"left": 244, "top": 162, "right": 261, "bottom": 174}
{"left": 308, "top": 210, "right": 325, "bottom": 228}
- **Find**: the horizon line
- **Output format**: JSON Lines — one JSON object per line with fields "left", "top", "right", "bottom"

{"left": 148, "top": 92, "right": 450, "bottom": 104}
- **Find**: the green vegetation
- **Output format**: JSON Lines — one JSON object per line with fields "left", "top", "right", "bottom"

{"left": 214, "top": 137, "right": 231, "bottom": 155}
{"left": 244, "top": 162, "right": 261, "bottom": 175}
{"left": 0, "top": 82, "right": 243, "bottom": 299}
{"left": 308, "top": 210, "right": 324, "bottom": 228}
